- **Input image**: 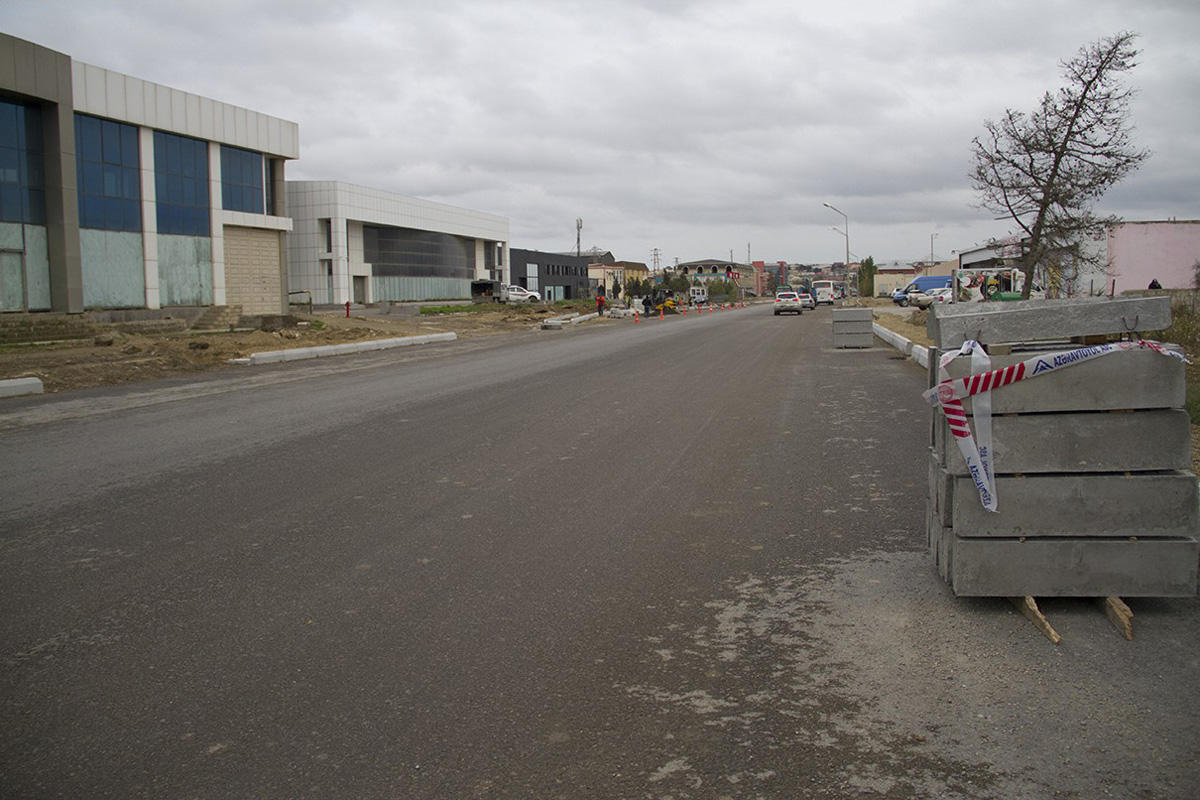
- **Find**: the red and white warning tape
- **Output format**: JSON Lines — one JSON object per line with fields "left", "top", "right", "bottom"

{"left": 923, "top": 339, "right": 1188, "bottom": 512}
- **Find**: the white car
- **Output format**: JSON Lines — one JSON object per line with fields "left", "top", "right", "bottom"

{"left": 506, "top": 285, "right": 541, "bottom": 302}
{"left": 915, "top": 287, "right": 954, "bottom": 308}
{"left": 774, "top": 291, "right": 803, "bottom": 315}
{"left": 797, "top": 290, "right": 816, "bottom": 310}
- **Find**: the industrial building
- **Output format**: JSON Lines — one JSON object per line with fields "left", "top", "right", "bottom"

{"left": 285, "top": 181, "right": 509, "bottom": 306}
{"left": 0, "top": 34, "right": 298, "bottom": 315}
{"left": 508, "top": 248, "right": 588, "bottom": 301}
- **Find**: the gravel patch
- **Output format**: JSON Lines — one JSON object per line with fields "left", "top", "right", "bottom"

{"left": 626, "top": 549, "right": 1200, "bottom": 798}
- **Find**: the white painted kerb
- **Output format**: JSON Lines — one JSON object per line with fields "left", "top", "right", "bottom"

{"left": 872, "top": 322, "right": 930, "bottom": 369}
{"left": 229, "top": 332, "right": 458, "bottom": 365}
{"left": 0, "top": 377, "right": 45, "bottom": 398}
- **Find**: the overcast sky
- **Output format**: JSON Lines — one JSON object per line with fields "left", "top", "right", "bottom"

{"left": 4, "top": 0, "right": 1198, "bottom": 266}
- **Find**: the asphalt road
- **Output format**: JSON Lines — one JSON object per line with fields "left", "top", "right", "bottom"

{"left": 2, "top": 305, "right": 1197, "bottom": 799}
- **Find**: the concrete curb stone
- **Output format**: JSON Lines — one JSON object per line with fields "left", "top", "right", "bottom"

{"left": 0, "top": 377, "right": 44, "bottom": 398}
{"left": 231, "top": 332, "right": 458, "bottom": 366}
{"left": 871, "top": 322, "right": 929, "bottom": 369}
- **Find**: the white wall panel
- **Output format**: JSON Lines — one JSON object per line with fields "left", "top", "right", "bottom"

{"left": 124, "top": 74, "right": 144, "bottom": 120}
{"left": 105, "top": 70, "right": 125, "bottom": 117}
{"left": 71, "top": 60, "right": 298, "bottom": 158}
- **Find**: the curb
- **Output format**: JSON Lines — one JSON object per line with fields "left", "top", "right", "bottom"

{"left": 872, "top": 322, "right": 930, "bottom": 369}
{"left": 542, "top": 312, "right": 599, "bottom": 330}
{"left": 0, "top": 377, "right": 45, "bottom": 399}
{"left": 227, "top": 332, "right": 458, "bottom": 366}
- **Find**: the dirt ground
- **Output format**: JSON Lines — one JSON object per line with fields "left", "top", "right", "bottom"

{"left": 869, "top": 303, "right": 933, "bottom": 346}
{"left": 0, "top": 304, "right": 565, "bottom": 394}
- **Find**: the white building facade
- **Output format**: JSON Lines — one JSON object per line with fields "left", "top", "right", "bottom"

{"left": 285, "top": 181, "right": 509, "bottom": 305}
{"left": 1, "top": 34, "right": 298, "bottom": 315}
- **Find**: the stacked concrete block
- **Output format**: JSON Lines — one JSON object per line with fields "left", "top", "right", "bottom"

{"left": 927, "top": 295, "right": 1173, "bottom": 351}
{"left": 832, "top": 307, "right": 874, "bottom": 348}
{"left": 926, "top": 296, "right": 1199, "bottom": 597}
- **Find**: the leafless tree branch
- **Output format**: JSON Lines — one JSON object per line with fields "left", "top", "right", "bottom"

{"left": 969, "top": 32, "right": 1150, "bottom": 297}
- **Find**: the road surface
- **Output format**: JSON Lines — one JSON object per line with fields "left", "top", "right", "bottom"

{"left": 2, "top": 305, "right": 1197, "bottom": 799}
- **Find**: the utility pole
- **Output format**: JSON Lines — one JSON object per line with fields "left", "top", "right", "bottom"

{"left": 576, "top": 218, "right": 582, "bottom": 257}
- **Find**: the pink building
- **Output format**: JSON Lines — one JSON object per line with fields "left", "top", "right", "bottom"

{"left": 1108, "top": 220, "right": 1200, "bottom": 291}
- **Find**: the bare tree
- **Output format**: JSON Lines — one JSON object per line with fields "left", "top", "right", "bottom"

{"left": 971, "top": 32, "right": 1149, "bottom": 298}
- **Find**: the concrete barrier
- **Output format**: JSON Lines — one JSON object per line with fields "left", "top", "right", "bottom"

{"left": 942, "top": 346, "right": 1186, "bottom": 413}
{"left": 928, "top": 296, "right": 1172, "bottom": 350}
{"left": 947, "top": 536, "right": 1200, "bottom": 598}
{"left": 934, "top": 408, "right": 1191, "bottom": 475}
{"left": 926, "top": 302, "right": 1198, "bottom": 598}
{"left": 832, "top": 308, "right": 873, "bottom": 348}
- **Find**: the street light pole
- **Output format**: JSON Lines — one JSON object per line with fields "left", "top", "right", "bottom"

{"left": 930, "top": 232, "right": 938, "bottom": 268}
{"left": 823, "top": 202, "right": 849, "bottom": 268}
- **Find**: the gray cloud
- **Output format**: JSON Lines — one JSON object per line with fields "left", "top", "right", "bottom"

{"left": 3, "top": 0, "right": 1196, "bottom": 264}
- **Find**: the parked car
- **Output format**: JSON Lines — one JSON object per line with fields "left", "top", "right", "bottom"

{"left": 915, "top": 287, "right": 954, "bottom": 309}
{"left": 892, "top": 275, "right": 952, "bottom": 307}
{"left": 797, "top": 290, "right": 816, "bottom": 309}
{"left": 774, "top": 290, "right": 803, "bottom": 315}
{"left": 506, "top": 285, "right": 541, "bottom": 302}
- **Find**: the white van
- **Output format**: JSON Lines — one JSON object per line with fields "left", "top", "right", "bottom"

{"left": 811, "top": 280, "right": 835, "bottom": 305}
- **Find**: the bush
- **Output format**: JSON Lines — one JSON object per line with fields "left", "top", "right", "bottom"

{"left": 419, "top": 304, "right": 500, "bottom": 315}
{"left": 1161, "top": 293, "right": 1200, "bottom": 424}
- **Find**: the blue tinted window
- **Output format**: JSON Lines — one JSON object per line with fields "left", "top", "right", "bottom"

{"left": 0, "top": 103, "right": 17, "bottom": 145}
{"left": 74, "top": 113, "right": 140, "bottom": 231}
{"left": 154, "top": 131, "right": 209, "bottom": 236}
{"left": 101, "top": 120, "right": 122, "bottom": 164}
{"left": 121, "top": 127, "right": 138, "bottom": 165}
{"left": 220, "top": 145, "right": 263, "bottom": 213}
{"left": 77, "top": 114, "right": 101, "bottom": 162}
{"left": 0, "top": 100, "right": 46, "bottom": 224}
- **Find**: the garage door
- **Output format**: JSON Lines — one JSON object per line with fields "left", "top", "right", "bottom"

{"left": 224, "top": 226, "right": 283, "bottom": 315}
